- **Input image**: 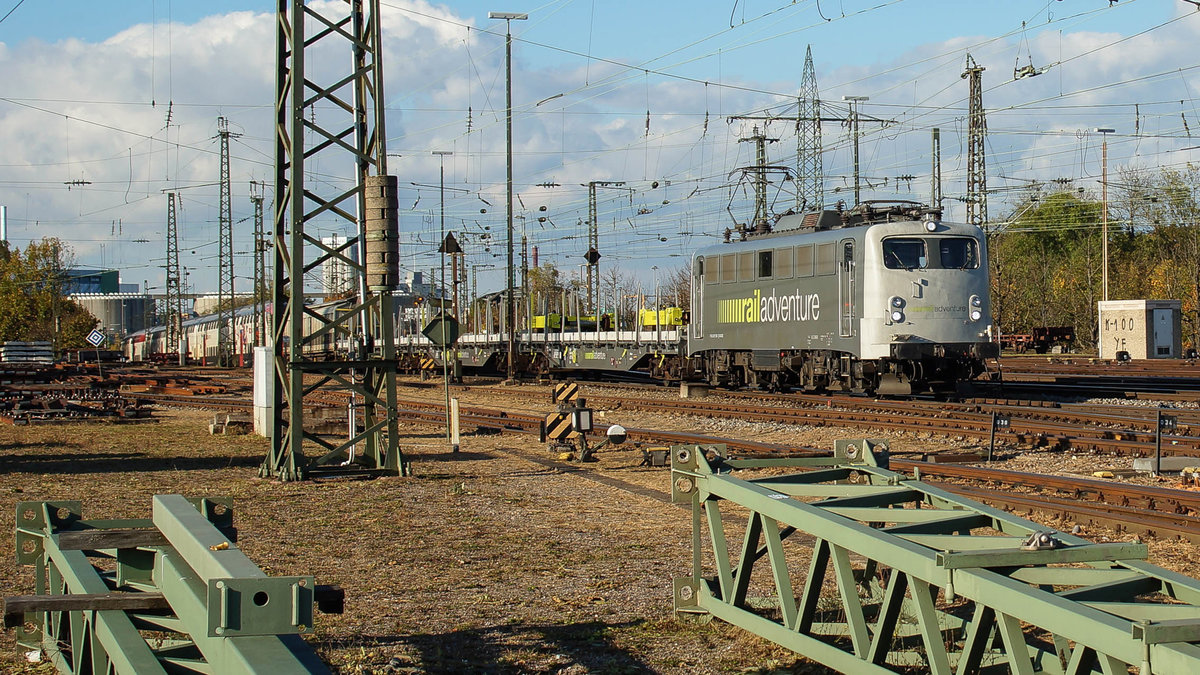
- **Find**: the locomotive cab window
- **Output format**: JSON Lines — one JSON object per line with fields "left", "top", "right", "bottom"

{"left": 937, "top": 237, "right": 979, "bottom": 269}
{"left": 882, "top": 238, "right": 927, "bottom": 270}
{"left": 757, "top": 250, "right": 773, "bottom": 278}
{"left": 702, "top": 257, "right": 719, "bottom": 285}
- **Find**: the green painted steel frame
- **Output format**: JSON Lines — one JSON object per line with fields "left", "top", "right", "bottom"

{"left": 265, "top": 0, "right": 405, "bottom": 481}
{"left": 11, "top": 497, "right": 329, "bottom": 674}
{"left": 672, "top": 441, "right": 1200, "bottom": 674}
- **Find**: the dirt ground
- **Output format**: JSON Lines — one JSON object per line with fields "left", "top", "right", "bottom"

{"left": 0, "top": 394, "right": 829, "bottom": 674}
{"left": 2, "top": 380, "right": 1199, "bottom": 673}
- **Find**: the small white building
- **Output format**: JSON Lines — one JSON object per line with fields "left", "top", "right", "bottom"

{"left": 1097, "top": 299, "right": 1181, "bottom": 359}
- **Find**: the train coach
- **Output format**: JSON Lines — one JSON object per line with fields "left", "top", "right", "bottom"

{"left": 687, "top": 203, "right": 998, "bottom": 395}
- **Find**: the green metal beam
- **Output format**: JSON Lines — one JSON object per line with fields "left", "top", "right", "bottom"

{"left": 8, "top": 497, "right": 336, "bottom": 674}
{"left": 673, "top": 441, "right": 1200, "bottom": 673}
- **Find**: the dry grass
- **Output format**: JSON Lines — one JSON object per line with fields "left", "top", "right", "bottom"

{"left": 6, "top": 379, "right": 1199, "bottom": 674}
{"left": 0, "top": 404, "right": 826, "bottom": 674}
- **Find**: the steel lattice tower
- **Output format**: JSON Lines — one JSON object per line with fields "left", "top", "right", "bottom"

{"left": 733, "top": 126, "right": 778, "bottom": 233}
{"left": 796, "top": 45, "right": 823, "bottom": 211}
{"left": 250, "top": 182, "right": 266, "bottom": 347}
{"left": 584, "top": 181, "right": 624, "bottom": 314}
{"left": 164, "top": 192, "right": 182, "bottom": 355}
{"left": 931, "top": 128, "right": 943, "bottom": 209}
{"left": 265, "top": 0, "right": 403, "bottom": 481}
{"left": 587, "top": 184, "right": 597, "bottom": 314}
{"left": 962, "top": 54, "right": 988, "bottom": 230}
{"left": 216, "top": 116, "right": 236, "bottom": 366}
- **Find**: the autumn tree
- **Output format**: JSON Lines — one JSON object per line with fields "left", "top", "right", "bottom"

{"left": 991, "top": 190, "right": 1102, "bottom": 348}
{"left": 0, "top": 238, "right": 98, "bottom": 351}
{"left": 988, "top": 166, "right": 1200, "bottom": 352}
{"left": 1114, "top": 166, "right": 1200, "bottom": 347}
{"left": 526, "top": 262, "right": 567, "bottom": 313}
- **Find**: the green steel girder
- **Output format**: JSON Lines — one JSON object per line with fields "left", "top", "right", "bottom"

{"left": 672, "top": 440, "right": 1200, "bottom": 674}
{"left": 8, "top": 497, "right": 333, "bottom": 674}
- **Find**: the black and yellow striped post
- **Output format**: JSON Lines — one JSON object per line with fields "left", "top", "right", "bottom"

{"left": 551, "top": 381, "right": 579, "bottom": 404}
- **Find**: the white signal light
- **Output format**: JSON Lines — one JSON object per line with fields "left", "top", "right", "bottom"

{"left": 891, "top": 310, "right": 905, "bottom": 322}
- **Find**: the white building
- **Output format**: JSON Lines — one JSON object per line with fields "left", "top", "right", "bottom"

{"left": 322, "top": 234, "right": 358, "bottom": 295}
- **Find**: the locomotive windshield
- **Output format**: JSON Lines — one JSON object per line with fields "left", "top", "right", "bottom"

{"left": 938, "top": 237, "right": 979, "bottom": 269}
{"left": 883, "top": 236, "right": 979, "bottom": 270}
{"left": 882, "top": 238, "right": 926, "bottom": 270}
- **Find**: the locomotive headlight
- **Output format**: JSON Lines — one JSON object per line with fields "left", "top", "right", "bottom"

{"left": 890, "top": 310, "right": 905, "bottom": 323}
{"left": 889, "top": 296, "right": 904, "bottom": 309}
{"left": 969, "top": 294, "right": 982, "bottom": 321}
{"left": 924, "top": 219, "right": 938, "bottom": 232}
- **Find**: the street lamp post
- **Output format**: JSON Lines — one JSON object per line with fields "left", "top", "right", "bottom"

{"left": 842, "top": 95, "right": 869, "bottom": 206}
{"left": 1095, "top": 128, "right": 1115, "bottom": 301}
{"left": 489, "top": 10, "right": 527, "bottom": 384}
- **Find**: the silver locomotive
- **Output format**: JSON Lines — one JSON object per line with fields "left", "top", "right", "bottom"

{"left": 689, "top": 204, "right": 998, "bottom": 394}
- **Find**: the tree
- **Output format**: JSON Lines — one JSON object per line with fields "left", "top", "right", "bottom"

{"left": 0, "top": 238, "right": 98, "bottom": 351}
{"left": 1116, "top": 166, "right": 1200, "bottom": 347}
{"left": 660, "top": 263, "right": 692, "bottom": 309}
{"left": 991, "top": 191, "right": 1102, "bottom": 348}
{"left": 988, "top": 167, "right": 1200, "bottom": 352}
{"left": 601, "top": 265, "right": 643, "bottom": 329}
{"left": 526, "top": 262, "right": 567, "bottom": 313}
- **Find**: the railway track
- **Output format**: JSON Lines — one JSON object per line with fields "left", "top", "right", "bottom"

{"left": 569, "top": 391, "right": 1200, "bottom": 458}
{"left": 382, "top": 396, "right": 1200, "bottom": 543}
{"left": 891, "top": 460, "right": 1200, "bottom": 543}
{"left": 136, "top": 377, "right": 1200, "bottom": 461}
{"left": 131, "top": 385, "right": 1200, "bottom": 543}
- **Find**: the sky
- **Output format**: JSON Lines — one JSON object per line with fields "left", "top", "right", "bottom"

{"left": 1, "top": 0, "right": 1198, "bottom": 296}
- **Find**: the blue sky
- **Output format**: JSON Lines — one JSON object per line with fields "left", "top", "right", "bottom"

{"left": 1, "top": 1, "right": 1197, "bottom": 293}
{"left": 2, "top": 2, "right": 1172, "bottom": 71}
{"left": 2, "top": 2, "right": 1171, "bottom": 82}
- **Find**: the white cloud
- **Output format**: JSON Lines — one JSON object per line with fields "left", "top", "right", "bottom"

{"left": 1, "top": 3, "right": 1198, "bottom": 293}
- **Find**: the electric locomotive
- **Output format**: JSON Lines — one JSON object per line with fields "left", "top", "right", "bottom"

{"left": 688, "top": 203, "right": 998, "bottom": 395}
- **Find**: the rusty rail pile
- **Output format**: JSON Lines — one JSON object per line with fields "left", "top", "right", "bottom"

{"left": 0, "top": 363, "right": 151, "bottom": 425}
{"left": 0, "top": 363, "right": 245, "bottom": 425}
